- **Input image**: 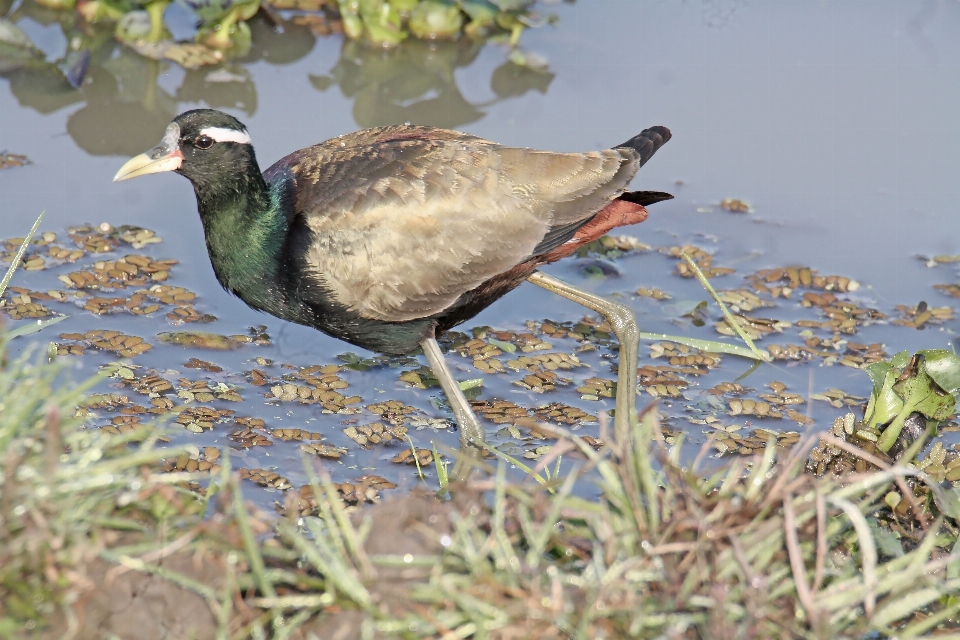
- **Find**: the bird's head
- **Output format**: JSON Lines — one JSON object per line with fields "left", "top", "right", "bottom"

{"left": 113, "top": 109, "right": 257, "bottom": 190}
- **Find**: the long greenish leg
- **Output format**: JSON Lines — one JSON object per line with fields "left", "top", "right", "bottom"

{"left": 420, "top": 337, "right": 484, "bottom": 480}
{"left": 527, "top": 271, "right": 640, "bottom": 435}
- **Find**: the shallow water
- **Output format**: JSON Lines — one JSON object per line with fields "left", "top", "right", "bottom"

{"left": 2, "top": 0, "right": 959, "bottom": 503}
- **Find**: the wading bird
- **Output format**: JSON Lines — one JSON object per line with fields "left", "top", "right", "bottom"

{"left": 115, "top": 109, "right": 671, "bottom": 471}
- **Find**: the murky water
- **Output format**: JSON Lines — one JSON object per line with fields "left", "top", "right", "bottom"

{"left": 3, "top": 0, "right": 959, "bottom": 504}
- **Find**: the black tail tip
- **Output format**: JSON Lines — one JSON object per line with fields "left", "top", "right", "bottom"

{"left": 644, "top": 126, "right": 672, "bottom": 143}
{"left": 617, "top": 126, "right": 672, "bottom": 167}
{"left": 618, "top": 190, "right": 674, "bottom": 207}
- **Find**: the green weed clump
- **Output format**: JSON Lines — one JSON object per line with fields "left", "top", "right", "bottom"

{"left": 262, "top": 409, "right": 960, "bottom": 638}
{"left": 0, "top": 341, "right": 195, "bottom": 634}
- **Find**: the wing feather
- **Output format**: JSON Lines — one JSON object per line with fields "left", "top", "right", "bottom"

{"left": 267, "top": 127, "right": 637, "bottom": 322}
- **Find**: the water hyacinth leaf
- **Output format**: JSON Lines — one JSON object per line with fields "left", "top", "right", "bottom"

{"left": 875, "top": 355, "right": 956, "bottom": 452}
{"left": 409, "top": 0, "right": 463, "bottom": 39}
{"left": 897, "top": 359, "right": 955, "bottom": 422}
{"left": 863, "top": 361, "right": 894, "bottom": 397}
{"left": 361, "top": 20, "right": 405, "bottom": 45}
{"left": 355, "top": 0, "right": 405, "bottom": 44}
{"left": 891, "top": 349, "right": 911, "bottom": 369}
{"left": 864, "top": 367, "right": 902, "bottom": 432}
{"left": 337, "top": 351, "right": 382, "bottom": 371}
{"left": 115, "top": 11, "right": 155, "bottom": 42}
{"left": 917, "top": 349, "right": 960, "bottom": 394}
{"left": 489, "top": 0, "right": 528, "bottom": 11}
{"left": 339, "top": 1, "right": 365, "bottom": 39}
{"left": 460, "top": 0, "right": 497, "bottom": 21}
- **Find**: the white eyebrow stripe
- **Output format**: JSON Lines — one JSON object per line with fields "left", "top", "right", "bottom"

{"left": 199, "top": 127, "right": 252, "bottom": 144}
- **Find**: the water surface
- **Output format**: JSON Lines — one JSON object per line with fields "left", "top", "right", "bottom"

{"left": 2, "top": 0, "right": 958, "bottom": 498}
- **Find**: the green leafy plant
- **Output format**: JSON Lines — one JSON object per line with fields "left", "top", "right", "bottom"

{"left": 335, "top": 0, "right": 547, "bottom": 48}
{"left": 863, "top": 349, "right": 960, "bottom": 453}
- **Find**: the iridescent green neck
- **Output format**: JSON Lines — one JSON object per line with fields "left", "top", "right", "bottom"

{"left": 194, "top": 174, "right": 287, "bottom": 310}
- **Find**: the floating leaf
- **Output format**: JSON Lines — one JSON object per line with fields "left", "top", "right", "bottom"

{"left": 157, "top": 331, "right": 244, "bottom": 350}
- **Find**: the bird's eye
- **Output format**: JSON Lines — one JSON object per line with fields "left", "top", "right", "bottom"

{"left": 195, "top": 136, "right": 214, "bottom": 150}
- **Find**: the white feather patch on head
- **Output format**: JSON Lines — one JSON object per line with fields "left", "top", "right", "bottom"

{"left": 199, "top": 127, "right": 252, "bottom": 144}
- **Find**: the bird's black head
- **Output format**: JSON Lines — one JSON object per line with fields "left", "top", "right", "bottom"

{"left": 113, "top": 109, "right": 260, "bottom": 193}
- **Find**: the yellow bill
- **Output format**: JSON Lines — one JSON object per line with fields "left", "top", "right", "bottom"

{"left": 113, "top": 123, "right": 183, "bottom": 182}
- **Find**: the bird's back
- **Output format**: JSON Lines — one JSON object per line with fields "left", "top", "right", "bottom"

{"left": 266, "top": 126, "right": 640, "bottom": 316}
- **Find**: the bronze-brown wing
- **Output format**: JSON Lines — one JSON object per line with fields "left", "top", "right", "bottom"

{"left": 274, "top": 130, "right": 638, "bottom": 322}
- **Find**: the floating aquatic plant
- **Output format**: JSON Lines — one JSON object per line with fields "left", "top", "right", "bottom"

{"left": 863, "top": 349, "right": 960, "bottom": 453}
{"left": 29, "top": 0, "right": 555, "bottom": 66}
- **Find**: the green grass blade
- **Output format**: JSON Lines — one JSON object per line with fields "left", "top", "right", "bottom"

{"left": 474, "top": 439, "right": 546, "bottom": 484}
{"left": 678, "top": 250, "right": 770, "bottom": 361}
{"left": 404, "top": 434, "right": 425, "bottom": 480}
{"left": 433, "top": 441, "right": 449, "bottom": 494}
{"left": 638, "top": 331, "right": 761, "bottom": 360}
{"left": 6, "top": 314, "right": 69, "bottom": 339}
{"left": 230, "top": 461, "right": 277, "bottom": 600}
{"left": 0, "top": 211, "right": 44, "bottom": 299}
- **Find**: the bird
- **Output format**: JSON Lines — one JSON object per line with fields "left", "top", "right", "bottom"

{"left": 114, "top": 109, "right": 672, "bottom": 474}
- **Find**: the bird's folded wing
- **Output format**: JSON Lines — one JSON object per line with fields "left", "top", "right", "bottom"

{"left": 276, "top": 133, "right": 637, "bottom": 322}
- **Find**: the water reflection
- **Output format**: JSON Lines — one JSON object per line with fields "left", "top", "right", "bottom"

{"left": 1, "top": 5, "right": 554, "bottom": 154}
{"left": 311, "top": 38, "right": 553, "bottom": 129}
{"left": 1, "top": 1, "right": 92, "bottom": 112}
{"left": 66, "top": 54, "right": 177, "bottom": 155}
